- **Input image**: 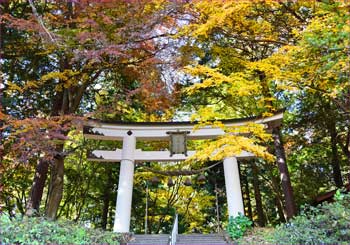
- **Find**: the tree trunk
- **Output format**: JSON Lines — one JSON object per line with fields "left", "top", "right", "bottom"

{"left": 269, "top": 174, "right": 287, "bottom": 222}
{"left": 275, "top": 197, "right": 286, "bottom": 223}
{"left": 25, "top": 159, "right": 49, "bottom": 216}
{"left": 251, "top": 162, "right": 266, "bottom": 226}
{"left": 272, "top": 126, "right": 297, "bottom": 219}
{"left": 339, "top": 128, "right": 350, "bottom": 171}
{"left": 242, "top": 167, "right": 253, "bottom": 220}
{"left": 101, "top": 165, "right": 113, "bottom": 230}
{"left": 45, "top": 147, "right": 65, "bottom": 219}
{"left": 0, "top": 66, "right": 4, "bottom": 213}
{"left": 108, "top": 200, "right": 114, "bottom": 229}
{"left": 101, "top": 192, "right": 111, "bottom": 230}
{"left": 328, "top": 121, "right": 343, "bottom": 188}
{"left": 263, "top": 164, "right": 287, "bottom": 222}
{"left": 214, "top": 182, "right": 221, "bottom": 232}
{"left": 42, "top": 88, "right": 69, "bottom": 219}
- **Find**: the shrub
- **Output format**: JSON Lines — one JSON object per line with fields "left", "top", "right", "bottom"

{"left": 268, "top": 190, "right": 350, "bottom": 244}
{"left": 226, "top": 213, "right": 253, "bottom": 240}
{"left": 0, "top": 214, "right": 120, "bottom": 244}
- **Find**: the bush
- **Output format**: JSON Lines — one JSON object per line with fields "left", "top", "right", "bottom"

{"left": 268, "top": 190, "right": 350, "bottom": 244}
{"left": 0, "top": 214, "right": 120, "bottom": 244}
{"left": 226, "top": 213, "right": 253, "bottom": 240}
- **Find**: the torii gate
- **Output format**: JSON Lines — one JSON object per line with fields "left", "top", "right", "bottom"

{"left": 83, "top": 111, "right": 283, "bottom": 233}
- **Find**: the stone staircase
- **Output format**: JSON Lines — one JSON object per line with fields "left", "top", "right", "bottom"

{"left": 177, "top": 234, "right": 228, "bottom": 245}
{"left": 127, "top": 234, "right": 170, "bottom": 244}
{"left": 127, "top": 233, "right": 228, "bottom": 245}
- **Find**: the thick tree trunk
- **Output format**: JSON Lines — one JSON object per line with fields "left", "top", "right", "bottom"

{"left": 251, "top": 162, "right": 266, "bottom": 226}
{"left": 242, "top": 167, "right": 253, "bottom": 220}
{"left": 23, "top": 93, "right": 63, "bottom": 219}
{"left": 45, "top": 147, "right": 65, "bottom": 219}
{"left": 272, "top": 126, "right": 297, "bottom": 219}
{"left": 329, "top": 121, "right": 343, "bottom": 188}
{"left": 25, "top": 159, "right": 49, "bottom": 216}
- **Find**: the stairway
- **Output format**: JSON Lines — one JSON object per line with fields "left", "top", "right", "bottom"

{"left": 177, "top": 234, "right": 228, "bottom": 245}
{"left": 127, "top": 233, "right": 228, "bottom": 245}
{"left": 127, "top": 234, "right": 170, "bottom": 244}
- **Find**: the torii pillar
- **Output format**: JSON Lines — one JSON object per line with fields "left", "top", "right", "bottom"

{"left": 223, "top": 157, "right": 244, "bottom": 217}
{"left": 113, "top": 134, "right": 136, "bottom": 233}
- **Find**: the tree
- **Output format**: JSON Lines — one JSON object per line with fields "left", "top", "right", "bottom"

{"left": 1, "top": 0, "right": 183, "bottom": 219}
{"left": 269, "top": 0, "right": 350, "bottom": 187}
{"left": 176, "top": 0, "right": 315, "bottom": 219}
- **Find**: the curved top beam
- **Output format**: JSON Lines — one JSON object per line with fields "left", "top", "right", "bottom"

{"left": 84, "top": 110, "right": 284, "bottom": 141}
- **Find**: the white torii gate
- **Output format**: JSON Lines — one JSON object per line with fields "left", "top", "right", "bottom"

{"left": 83, "top": 111, "right": 283, "bottom": 233}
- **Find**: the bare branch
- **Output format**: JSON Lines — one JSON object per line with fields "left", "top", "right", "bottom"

{"left": 28, "top": 0, "right": 57, "bottom": 45}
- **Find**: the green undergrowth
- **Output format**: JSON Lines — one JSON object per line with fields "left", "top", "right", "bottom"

{"left": 268, "top": 190, "right": 350, "bottom": 244}
{"left": 0, "top": 214, "right": 120, "bottom": 244}
{"left": 235, "top": 190, "right": 350, "bottom": 244}
{"left": 226, "top": 213, "right": 253, "bottom": 240}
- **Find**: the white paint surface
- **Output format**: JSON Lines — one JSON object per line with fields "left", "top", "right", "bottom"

{"left": 223, "top": 157, "right": 244, "bottom": 217}
{"left": 85, "top": 112, "right": 283, "bottom": 141}
{"left": 88, "top": 149, "right": 254, "bottom": 162}
{"left": 113, "top": 135, "right": 136, "bottom": 233}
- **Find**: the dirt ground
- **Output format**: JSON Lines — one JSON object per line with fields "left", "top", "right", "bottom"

{"left": 234, "top": 227, "right": 274, "bottom": 244}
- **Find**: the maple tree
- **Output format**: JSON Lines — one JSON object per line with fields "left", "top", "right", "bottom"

{"left": 1, "top": 0, "right": 183, "bottom": 219}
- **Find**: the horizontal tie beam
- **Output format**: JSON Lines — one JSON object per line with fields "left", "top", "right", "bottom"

{"left": 87, "top": 149, "right": 254, "bottom": 163}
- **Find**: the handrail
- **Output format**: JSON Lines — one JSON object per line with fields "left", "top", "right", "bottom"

{"left": 168, "top": 213, "right": 178, "bottom": 245}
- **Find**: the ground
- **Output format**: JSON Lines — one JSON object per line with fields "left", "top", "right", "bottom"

{"left": 235, "top": 227, "right": 273, "bottom": 244}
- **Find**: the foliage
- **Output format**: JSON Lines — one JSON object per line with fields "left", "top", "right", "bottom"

{"left": 226, "top": 213, "right": 253, "bottom": 240}
{"left": 2, "top": 0, "right": 180, "bottom": 117}
{"left": 268, "top": 190, "right": 350, "bottom": 244}
{"left": 273, "top": 0, "right": 350, "bottom": 191}
{"left": 0, "top": 214, "right": 120, "bottom": 244}
{"left": 1, "top": 0, "right": 183, "bottom": 163}
{"left": 2, "top": 116, "right": 82, "bottom": 163}
{"left": 176, "top": 0, "right": 350, "bottom": 226}
{"left": 1, "top": 0, "right": 183, "bottom": 219}
{"left": 177, "top": 0, "right": 315, "bottom": 163}
{"left": 274, "top": 1, "right": 350, "bottom": 112}
{"left": 132, "top": 163, "right": 216, "bottom": 234}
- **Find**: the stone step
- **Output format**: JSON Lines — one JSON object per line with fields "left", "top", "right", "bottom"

{"left": 128, "top": 233, "right": 228, "bottom": 245}
{"left": 177, "top": 234, "right": 228, "bottom": 244}
{"left": 128, "top": 234, "right": 169, "bottom": 245}
{"left": 177, "top": 241, "right": 227, "bottom": 244}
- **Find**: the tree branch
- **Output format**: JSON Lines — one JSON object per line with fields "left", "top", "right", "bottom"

{"left": 28, "top": 0, "right": 57, "bottom": 45}
{"left": 70, "top": 70, "right": 103, "bottom": 113}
